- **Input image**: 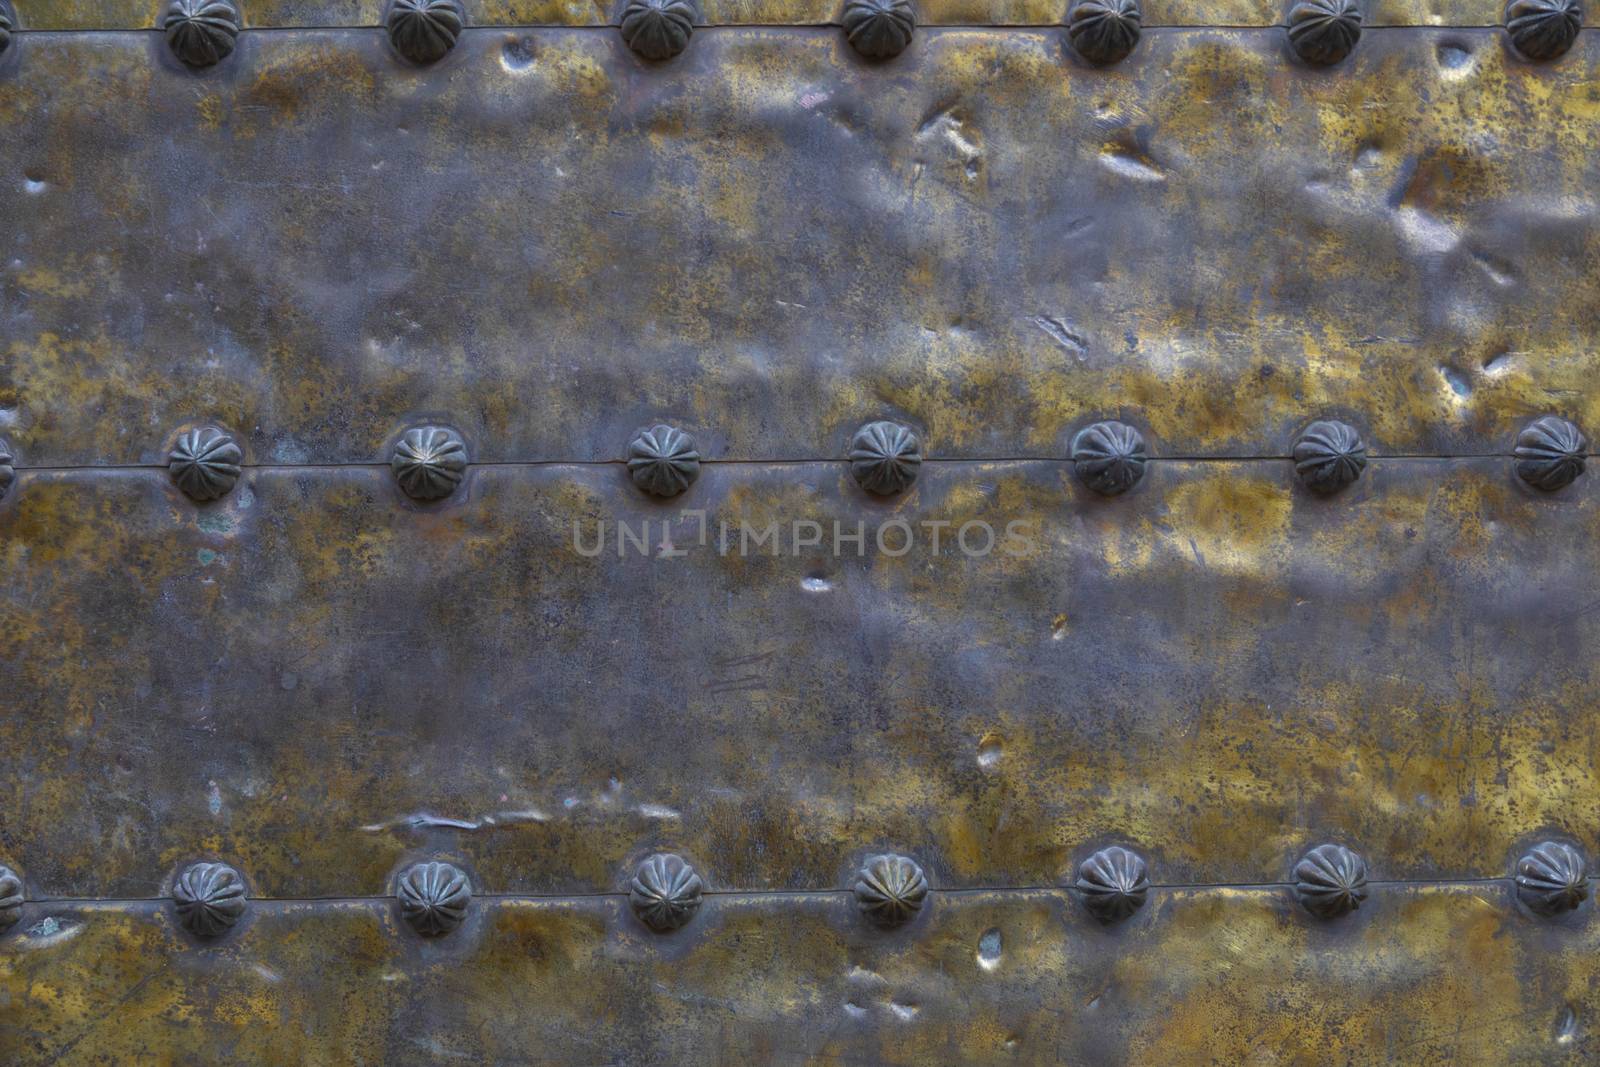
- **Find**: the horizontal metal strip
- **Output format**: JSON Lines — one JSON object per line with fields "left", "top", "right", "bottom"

{"left": 10, "top": 3, "right": 1597, "bottom": 30}
{"left": 2, "top": 887, "right": 1594, "bottom": 1065}
{"left": 2, "top": 460, "right": 1596, "bottom": 898}
{"left": 3, "top": 30, "right": 1598, "bottom": 466}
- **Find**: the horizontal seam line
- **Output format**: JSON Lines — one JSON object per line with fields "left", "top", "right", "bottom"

{"left": 8, "top": 24, "right": 1533, "bottom": 33}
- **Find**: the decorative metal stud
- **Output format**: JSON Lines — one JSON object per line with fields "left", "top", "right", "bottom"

{"left": 628, "top": 425, "right": 701, "bottom": 498}
{"left": 1072, "top": 421, "right": 1147, "bottom": 497}
{"left": 1514, "top": 416, "right": 1587, "bottom": 492}
{"left": 173, "top": 861, "right": 248, "bottom": 938}
{"left": 385, "top": 0, "right": 465, "bottom": 64}
{"left": 1286, "top": 0, "right": 1362, "bottom": 65}
{"left": 168, "top": 427, "right": 243, "bottom": 502}
{"left": 1067, "top": 0, "right": 1142, "bottom": 65}
{"left": 620, "top": 0, "right": 698, "bottom": 60}
{"left": 391, "top": 425, "right": 468, "bottom": 501}
{"left": 0, "top": 865, "right": 21, "bottom": 933}
{"left": 1515, "top": 841, "right": 1588, "bottom": 917}
{"left": 1505, "top": 0, "right": 1582, "bottom": 60}
{"left": 0, "top": 1, "right": 15, "bottom": 58}
{"left": 1293, "top": 419, "right": 1367, "bottom": 494}
{"left": 849, "top": 421, "right": 922, "bottom": 496}
{"left": 0, "top": 437, "right": 14, "bottom": 504}
{"left": 1075, "top": 846, "right": 1150, "bottom": 922}
{"left": 841, "top": 0, "right": 916, "bottom": 59}
{"left": 629, "top": 853, "right": 704, "bottom": 932}
{"left": 163, "top": 0, "right": 242, "bottom": 69}
{"left": 1292, "top": 843, "right": 1368, "bottom": 919}
{"left": 854, "top": 853, "right": 928, "bottom": 928}
{"left": 397, "top": 860, "right": 473, "bottom": 936}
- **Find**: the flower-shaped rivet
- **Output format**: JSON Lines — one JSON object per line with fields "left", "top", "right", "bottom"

{"left": 1074, "top": 846, "right": 1150, "bottom": 923}
{"left": 0, "top": 437, "right": 14, "bottom": 503}
{"left": 1514, "top": 416, "right": 1587, "bottom": 492}
{"left": 391, "top": 425, "right": 469, "bottom": 501}
{"left": 1072, "top": 421, "right": 1148, "bottom": 496}
{"left": 1067, "top": 0, "right": 1142, "bottom": 64}
{"left": 849, "top": 421, "right": 922, "bottom": 496}
{"left": 386, "top": 0, "right": 465, "bottom": 65}
{"left": 1287, "top": 0, "right": 1362, "bottom": 65}
{"left": 1293, "top": 419, "right": 1367, "bottom": 494}
{"left": 854, "top": 853, "right": 929, "bottom": 928}
{"left": 620, "top": 0, "right": 698, "bottom": 60}
{"left": 1505, "top": 0, "right": 1581, "bottom": 60}
{"left": 629, "top": 853, "right": 704, "bottom": 932}
{"left": 0, "top": 865, "right": 22, "bottom": 933}
{"left": 628, "top": 425, "right": 701, "bottom": 498}
{"left": 173, "top": 861, "right": 248, "bottom": 938}
{"left": 1515, "top": 841, "right": 1588, "bottom": 917}
{"left": 842, "top": 0, "right": 916, "bottom": 58}
{"left": 163, "top": 0, "right": 242, "bottom": 68}
{"left": 1293, "top": 843, "right": 1368, "bottom": 919}
{"left": 0, "top": 1, "right": 15, "bottom": 58}
{"left": 169, "top": 427, "right": 243, "bottom": 502}
{"left": 397, "top": 860, "right": 473, "bottom": 936}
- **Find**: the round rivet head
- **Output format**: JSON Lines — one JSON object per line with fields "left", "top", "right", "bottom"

{"left": 397, "top": 861, "right": 472, "bottom": 936}
{"left": 1075, "top": 846, "right": 1150, "bottom": 922}
{"left": 173, "top": 861, "right": 248, "bottom": 938}
{"left": 1514, "top": 415, "right": 1587, "bottom": 492}
{"left": 1293, "top": 419, "right": 1367, "bottom": 494}
{"left": 1293, "top": 843, "right": 1368, "bottom": 919}
{"left": 1067, "top": 0, "right": 1142, "bottom": 64}
{"left": 628, "top": 425, "right": 701, "bottom": 498}
{"left": 849, "top": 421, "right": 922, "bottom": 496}
{"left": 163, "top": 0, "right": 242, "bottom": 68}
{"left": 169, "top": 427, "right": 243, "bottom": 502}
{"left": 391, "top": 425, "right": 468, "bottom": 501}
{"left": 620, "top": 0, "right": 698, "bottom": 60}
{"left": 0, "top": 437, "right": 14, "bottom": 503}
{"left": 854, "top": 853, "right": 929, "bottom": 928}
{"left": 1506, "top": 0, "right": 1581, "bottom": 60}
{"left": 842, "top": 0, "right": 916, "bottom": 58}
{"left": 0, "top": 1, "right": 16, "bottom": 58}
{"left": 1072, "top": 421, "right": 1147, "bottom": 496}
{"left": 1515, "top": 841, "right": 1588, "bottom": 917}
{"left": 385, "top": 0, "right": 464, "bottom": 64}
{"left": 629, "top": 853, "right": 704, "bottom": 932}
{"left": 1287, "top": 0, "right": 1362, "bottom": 65}
{"left": 0, "top": 865, "right": 22, "bottom": 933}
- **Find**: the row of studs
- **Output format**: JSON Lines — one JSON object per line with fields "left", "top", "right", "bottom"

{"left": 0, "top": 414, "right": 1584, "bottom": 507}
{"left": 0, "top": 0, "right": 1583, "bottom": 69}
{"left": 0, "top": 839, "right": 1587, "bottom": 941}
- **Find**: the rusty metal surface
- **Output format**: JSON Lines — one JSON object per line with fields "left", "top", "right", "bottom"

{"left": 3, "top": 457, "right": 1597, "bottom": 900}
{"left": 6, "top": 29, "right": 1600, "bottom": 465}
{"left": 3, "top": 886, "right": 1597, "bottom": 1064}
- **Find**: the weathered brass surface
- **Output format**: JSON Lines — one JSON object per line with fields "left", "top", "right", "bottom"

{"left": 6, "top": 30, "right": 1600, "bottom": 464}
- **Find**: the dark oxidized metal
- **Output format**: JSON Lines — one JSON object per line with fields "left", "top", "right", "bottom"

{"left": 0, "top": 438, "right": 13, "bottom": 503}
{"left": 629, "top": 853, "right": 704, "bottom": 932}
{"left": 841, "top": 0, "right": 916, "bottom": 59}
{"left": 172, "top": 862, "right": 248, "bottom": 938}
{"left": 397, "top": 860, "right": 472, "bottom": 936}
{"left": 0, "top": 1, "right": 14, "bottom": 57}
{"left": 1066, "top": 0, "right": 1142, "bottom": 64}
{"left": 162, "top": 0, "right": 242, "bottom": 68}
{"left": 1505, "top": 0, "right": 1582, "bottom": 60}
{"left": 385, "top": 0, "right": 464, "bottom": 65}
{"left": 1287, "top": 0, "right": 1362, "bottom": 65}
{"left": 627, "top": 424, "right": 701, "bottom": 498}
{"left": 849, "top": 420, "right": 922, "bottom": 495}
{"left": 1074, "top": 846, "right": 1150, "bottom": 923}
{"left": 1514, "top": 842, "right": 1588, "bottom": 917}
{"left": 391, "top": 425, "right": 468, "bottom": 501}
{"left": 619, "top": 0, "right": 698, "bottom": 60}
{"left": 1071, "top": 421, "right": 1147, "bottom": 496}
{"left": 0, "top": 865, "right": 21, "bottom": 932}
{"left": 168, "top": 427, "right": 243, "bottom": 502}
{"left": 1293, "top": 419, "right": 1367, "bottom": 494}
{"left": 1293, "top": 844, "right": 1369, "bottom": 919}
{"left": 1514, "top": 415, "right": 1587, "bottom": 491}
{"left": 854, "top": 854, "right": 929, "bottom": 928}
